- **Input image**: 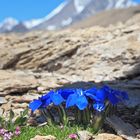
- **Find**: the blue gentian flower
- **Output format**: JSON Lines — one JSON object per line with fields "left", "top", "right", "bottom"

{"left": 29, "top": 90, "right": 66, "bottom": 111}
{"left": 65, "top": 87, "right": 107, "bottom": 111}
{"left": 29, "top": 90, "right": 53, "bottom": 111}
{"left": 84, "top": 87, "right": 107, "bottom": 102}
{"left": 102, "top": 86, "right": 128, "bottom": 105}
{"left": 66, "top": 89, "right": 88, "bottom": 110}
{"left": 29, "top": 85, "right": 128, "bottom": 113}
{"left": 84, "top": 87, "right": 106, "bottom": 112}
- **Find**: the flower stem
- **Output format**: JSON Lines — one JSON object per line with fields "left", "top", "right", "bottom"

{"left": 41, "top": 108, "right": 53, "bottom": 125}
{"left": 57, "top": 105, "right": 68, "bottom": 125}
{"left": 77, "top": 109, "right": 82, "bottom": 124}
{"left": 85, "top": 108, "right": 90, "bottom": 124}
{"left": 60, "top": 105, "right": 68, "bottom": 126}
{"left": 93, "top": 112, "right": 104, "bottom": 133}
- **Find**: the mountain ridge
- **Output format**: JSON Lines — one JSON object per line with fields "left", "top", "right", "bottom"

{"left": 0, "top": 0, "right": 138, "bottom": 33}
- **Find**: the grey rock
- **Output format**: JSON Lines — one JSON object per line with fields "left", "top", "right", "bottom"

{"left": 106, "top": 115, "right": 138, "bottom": 140}
{"left": 0, "top": 97, "right": 7, "bottom": 104}
{"left": 78, "top": 131, "right": 93, "bottom": 140}
{"left": 0, "top": 70, "right": 38, "bottom": 96}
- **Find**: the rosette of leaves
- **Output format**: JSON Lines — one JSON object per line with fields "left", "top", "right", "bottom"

{"left": 29, "top": 85, "right": 128, "bottom": 132}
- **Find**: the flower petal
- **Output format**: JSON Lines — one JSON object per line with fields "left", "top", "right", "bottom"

{"left": 76, "top": 95, "right": 88, "bottom": 110}
{"left": 96, "top": 88, "right": 107, "bottom": 102}
{"left": 108, "top": 91, "right": 120, "bottom": 105}
{"left": 119, "top": 91, "right": 129, "bottom": 100}
{"left": 66, "top": 93, "right": 78, "bottom": 108}
{"left": 43, "top": 98, "right": 52, "bottom": 107}
{"left": 85, "top": 92, "right": 99, "bottom": 101}
{"left": 50, "top": 92, "right": 64, "bottom": 105}
{"left": 84, "top": 87, "right": 97, "bottom": 94}
{"left": 93, "top": 102, "right": 105, "bottom": 112}
{"left": 103, "top": 86, "right": 121, "bottom": 105}
{"left": 41, "top": 90, "right": 54, "bottom": 100}
{"left": 29, "top": 99, "right": 42, "bottom": 112}
{"left": 58, "top": 89, "right": 75, "bottom": 100}
{"left": 85, "top": 87, "right": 106, "bottom": 102}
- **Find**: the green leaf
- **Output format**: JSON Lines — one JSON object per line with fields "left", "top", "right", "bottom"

{"left": 21, "top": 108, "right": 28, "bottom": 117}
{"left": 0, "top": 117, "right": 4, "bottom": 128}
{"left": 15, "top": 117, "right": 27, "bottom": 126}
{"left": 9, "top": 109, "right": 14, "bottom": 121}
{"left": 15, "top": 116, "right": 22, "bottom": 126}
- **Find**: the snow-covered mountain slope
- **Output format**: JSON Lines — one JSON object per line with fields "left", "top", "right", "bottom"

{"left": 0, "top": 18, "right": 19, "bottom": 33}
{"left": 24, "top": 1, "right": 68, "bottom": 29}
{"left": 72, "top": 5, "right": 140, "bottom": 28}
{"left": 33, "top": 0, "right": 137, "bottom": 30}
{"left": 0, "top": 0, "right": 138, "bottom": 33}
{"left": 73, "top": 0, "right": 137, "bottom": 22}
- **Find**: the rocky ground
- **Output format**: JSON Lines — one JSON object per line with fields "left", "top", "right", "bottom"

{"left": 0, "top": 15, "right": 140, "bottom": 139}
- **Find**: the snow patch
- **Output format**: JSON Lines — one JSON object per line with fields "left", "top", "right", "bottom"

{"left": 44, "top": 1, "right": 68, "bottom": 21}
{"left": 47, "top": 25, "right": 56, "bottom": 30}
{"left": 74, "top": 0, "right": 91, "bottom": 13}
{"left": 115, "top": 0, "right": 137, "bottom": 8}
{"left": 61, "top": 18, "right": 72, "bottom": 26}
{"left": 24, "top": 19, "right": 44, "bottom": 29}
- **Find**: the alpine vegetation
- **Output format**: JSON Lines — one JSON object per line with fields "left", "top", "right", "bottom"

{"left": 29, "top": 85, "right": 128, "bottom": 132}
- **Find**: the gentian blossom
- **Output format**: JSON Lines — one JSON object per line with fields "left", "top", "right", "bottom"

{"left": 29, "top": 90, "right": 53, "bottom": 112}
{"left": 29, "top": 89, "right": 75, "bottom": 112}
{"left": 66, "top": 89, "right": 88, "bottom": 110}
{"left": 29, "top": 85, "right": 128, "bottom": 112}
{"left": 103, "top": 86, "right": 128, "bottom": 104}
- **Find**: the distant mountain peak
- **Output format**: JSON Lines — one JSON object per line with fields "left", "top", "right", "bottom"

{"left": 0, "top": 17, "right": 19, "bottom": 32}
{"left": 0, "top": 0, "right": 138, "bottom": 33}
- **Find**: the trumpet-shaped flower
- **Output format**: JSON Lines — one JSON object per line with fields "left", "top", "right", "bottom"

{"left": 102, "top": 86, "right": 128, "bottom": 105}
{"left": 29, "top": 90, "right": 64, "bottom": 111}
{"left": 66, "top": 87, "right": 107, "bottom": 111}
{"left": 29, "top": 89, "right": 73, "bottom": 111}
{"left": 29, "top": 90, "right": 53, "bottom": 111}
{"left": 66, "top": 89, "right": 88, "bottom": 110}
{"left": 84, "top": 87, "right": 106, "bottom": 102}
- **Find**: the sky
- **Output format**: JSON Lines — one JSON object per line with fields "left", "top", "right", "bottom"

{"left": 0, "top": 0, "right": 65, "bottom": 22}
{"left": 0, "top": 0, "right": 140, "bottom": 22}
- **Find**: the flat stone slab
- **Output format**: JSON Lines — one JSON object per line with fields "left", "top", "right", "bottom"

{"left": 106, "top": 115, "right": 138, "bottom": 140}
{"left": 0, "top": 70, "right": 38, "bottom": 96}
